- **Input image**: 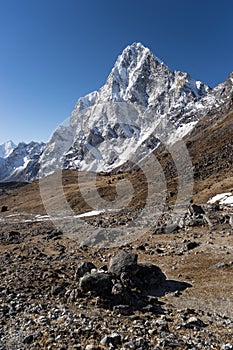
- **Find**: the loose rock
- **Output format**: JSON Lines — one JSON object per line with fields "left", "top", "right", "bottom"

{"left": 79, "top": 272, "right": 113, "bottom": 296}
{"left": 108, "top": 251, "right": 138, "bottom": 276}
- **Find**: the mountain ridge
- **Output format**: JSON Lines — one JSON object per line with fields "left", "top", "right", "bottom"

{"left": 0, "top": 43, "right": 233, "bottom": 182}
{"left": 0, "top": 141, "right": 45, "bottom": 182}
{"left": 40, "top": 42, "right": 213, "bottom": 177}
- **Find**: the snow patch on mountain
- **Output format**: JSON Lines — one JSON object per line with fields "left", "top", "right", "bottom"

{"left": 167, "top": 121, "right": 198, "bottom": 144}
{"left": 208, "top": 192, "right": 233, "bottom": 207}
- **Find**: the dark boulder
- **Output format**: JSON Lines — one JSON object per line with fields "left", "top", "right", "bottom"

{"left": 108, "top": 251, "right": 138, "bottom": 276}
{"left": 79, "top": 272, "right": 113, "bottom": 296}
{"left": 134, "top": 263, "right": 166, "bottom": 290}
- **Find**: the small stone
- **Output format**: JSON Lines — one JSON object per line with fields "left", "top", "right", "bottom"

{"left": 155, "top": 248, "right": 164, "bottom": 254}
{"left": 1, "top": 205, "right": 8, "bottom": 212}
{"left": 164, "top": 224, "right": 179, "bottom": 233}
{"left": 100, "top": 333, "right": 121, "bottom": 346}
{"left": 98, "top": 264, "right": 108, "bottom": 272}
{"left": 8, "top": 231, "right": 20, "bottom": 241}
{"left": 85, "top": 345, "right": 99, "bottom": 350}
{"left": 37, "top": 316, "right": 47, "bottom": 323}
{"left": 210, "top": 262, "right": 228, "bottom": 269}
{"left": 113, "top": 304, "right": 131, "bottom": 315}
{"left": 148, "top": 329, "right": 156, "bottom": 335}
{"left": 185, "top": 316, "right": 206, "bottom": 328}
{"left": 51, "top": 285, "right": 65, "bottom": 296}
{"left": 190, "top": 204, "right": 205, "bottom": 215}
{"left": 23, "top": 334, "right": 34, "bottom": 344}
{"left": 221, "top": 344, "right": 233, "bottom": 350}
{"left": 154, "top": 318, "right": 169, "bottom": 332}
{"left": 186, "top": 241, "right": 199, "bottom": 250}
{"left": 136, "top": 244, "right": 146, "bottom": 251}
{"left": 174, "top": 290, "right": 181, "bottom": 297}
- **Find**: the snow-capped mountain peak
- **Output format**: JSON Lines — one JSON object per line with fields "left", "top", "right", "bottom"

{"left": 40, "top": 43, "right": 214, "bottom": 175}
{"left": 114, "top": 42, "right": 166, "bottom": 71}
{"left": 104, "top": 42, "right": 171, "bottom": 105}
{"left": 2, "top": 43, "right": 233, "bottom": 182}
{"left": 73, "top": 43, "right": 168, "bottom": 111}
{"left": 111, "top": 42, "right": 163, "bottom": 86}
{"left": 0, "top": 140, "right": 17, "bottom": 158}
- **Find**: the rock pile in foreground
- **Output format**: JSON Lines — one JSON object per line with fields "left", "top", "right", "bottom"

{"left": 78, "top": 251, "right": 166, "bottom": 310}
{"left": 0, "top": 218, "right": 232, "bottom": 349}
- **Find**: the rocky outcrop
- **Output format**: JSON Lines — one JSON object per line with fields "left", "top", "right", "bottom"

{"left": 78, "top": 251, "right": 166, "bottom": 304}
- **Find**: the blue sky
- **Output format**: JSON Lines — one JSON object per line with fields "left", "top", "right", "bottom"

{"left": 0, "top": 0, "right": 233, "bottom": 144}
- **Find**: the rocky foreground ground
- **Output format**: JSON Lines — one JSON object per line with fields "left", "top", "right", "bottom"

{"left": 0, "top": 204, "right": 232, "bottom": 349}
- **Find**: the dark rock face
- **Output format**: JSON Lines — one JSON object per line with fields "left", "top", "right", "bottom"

{"left": 79, "top": 272, "right": 113, "bottom": 296}
{"left": 0, "top": 141, "right": 45, "bottom": 182}
{"left": 108, "top": 251, "right": 138, "bottom": 276}
{"left": 40, "top": 43, "right": 214, "bottom": 176}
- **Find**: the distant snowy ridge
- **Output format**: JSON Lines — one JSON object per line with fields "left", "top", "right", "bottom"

{"left": 0, "top": 141, "right": 45, "bottom": 182}
{"left": 0, "top": 140, "right": 16, "bottom": 158}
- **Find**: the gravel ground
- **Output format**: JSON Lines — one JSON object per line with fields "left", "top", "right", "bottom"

{"left": 0, "top": 207, "right": 232, "bottom": 349}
